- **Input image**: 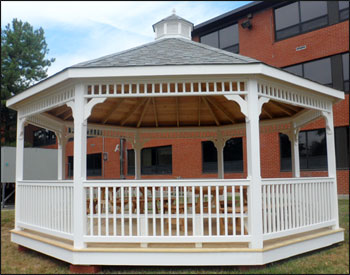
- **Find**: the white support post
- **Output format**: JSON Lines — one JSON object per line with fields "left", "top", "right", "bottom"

{"left": 71, "top": 83, "right": 88, "bottom": 248}
{"left": 15, "top": 115, "right": 26, "bottom": 230}
{"left": 213, "top": 135, "right": 225, "bottom": 179}
{"left": 133, "top": 134, "right": 143, "bottom": 180}
{"left": 245, "top": 79, "right": 263, "bottom": 249}
{"left": 290, "top": 127, "right": 300, "bottom": 178}
{"left": 322, "top": 110, "right": 339, "bottom": 229}
{"left": 57, "top": 131, "right": 67, "bottom": 180}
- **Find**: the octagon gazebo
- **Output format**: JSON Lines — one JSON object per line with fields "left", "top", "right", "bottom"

{"left": 7, "top": 13, "right": 344, "bottom": 268}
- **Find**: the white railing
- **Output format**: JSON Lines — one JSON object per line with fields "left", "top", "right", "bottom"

{"left": 83, "top": 179, "right": 250, "bottom": 243}
{"left": 262, "top": 177, "right": 336, "bottom": 240}
{"left": 16, "top": 180, "right": 74, "bottom": 240}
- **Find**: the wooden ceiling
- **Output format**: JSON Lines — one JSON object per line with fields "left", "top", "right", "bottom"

{"left": 47, "top": 95, "right": 304, "bottom": 128}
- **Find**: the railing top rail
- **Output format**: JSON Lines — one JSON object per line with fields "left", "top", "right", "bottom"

{"left": 83, "top": 179, "right": 250, "bottom": 187}
{"left": 18, "top": 180, "right": 74, "bottom": 183}
{"left": 262, "top": 177, "right": 335, "bottom": 183}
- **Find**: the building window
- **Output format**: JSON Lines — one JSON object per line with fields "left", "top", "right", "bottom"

{"left": 339, "top": 1, "right": 349, "bottom": 21}
{"left": 67, "top": 153, "right": 102, "bottom": 177}
{"left": 33, "top": 129, "right": 56, "bottom": 147}
{"left": 283, "top": 57, "right": 332, "bottom": 87}
{"left": 127, "top": 146, "right": 172, "bottom": 175}
{"left": 342, "top": 52, "right": 349, "bottom": 93}
{"left": 274, "top": 1, "right": 328, "bottom": 41}
{"left": 141, "top": 146, "right": 172, "bottom": 175}
{"left": 127, "top": 149, "right": 135, "bottom": 175}
{"left": 335, "top": 126, "right": 350, "bottom": 169}
{"left": 280, "top": 129, "right": 328, "bottom": 171}
{"left": 200, "top": 23, "right": 239, "bottom": 53}
{"left": 202, "top": 138, "right": 243, "bottom": 173}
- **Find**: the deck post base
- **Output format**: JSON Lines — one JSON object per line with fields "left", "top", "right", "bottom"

{"left": 70, "top": 264, "right": 101, "bottom": 274}
{"left": 18, "top": 245, "right": 29, "bottom": 252}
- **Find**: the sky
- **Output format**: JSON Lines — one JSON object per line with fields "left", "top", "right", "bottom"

{"left": 1, "top": 1, "right": 252, "bottom": 77}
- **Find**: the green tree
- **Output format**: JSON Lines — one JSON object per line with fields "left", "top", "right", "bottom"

{"left": 1, "top": 18, "right": 55, "bottom": 145}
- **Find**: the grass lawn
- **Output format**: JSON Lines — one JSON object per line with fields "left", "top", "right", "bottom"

{"left": 1, "top": 199, "right": 349, "bottom": 274}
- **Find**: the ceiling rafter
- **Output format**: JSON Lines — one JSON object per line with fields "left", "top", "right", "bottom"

{"left": 206, "top": 97, "right": 236, "bottom": 123}
{"left": 262, "top": 108, "right": 273, "bottom": 119}
{"left": 198, "top": 97, "right": 201, "bottom": 126}
{"left": 152, "top": 98, "right": 158, "bottom": 127}
{"left": 137, "top": 98, "right": 151, "bottom": 128}
{"left": 62, "top": 109, "right": 72, "bottom": 120}
{"left": 175, "top": 97, "right": 180, "bottom": 127}
{"left": 120, "top": 98, "right": 147, "bottom": 126}
{"left": 203, "top": 97, "right": 220, "bottom": 126}
{"left": 101, "top": 99, "right": 125, "bottom": 124}
{"left": 269, "top": 101, "right": 293, "bottom": 116}
{"left": 55, "top": 106, "right": 69, "bottom": 117}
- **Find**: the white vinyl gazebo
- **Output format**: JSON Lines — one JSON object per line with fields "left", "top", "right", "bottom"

{"left": 7, "top": 13, "right": 344, "bottom": 268}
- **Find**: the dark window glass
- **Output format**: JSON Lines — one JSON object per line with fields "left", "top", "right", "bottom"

{"left": 202, "top": 141, "right": 218, "bottom": 173}
{"left": 275, "top": 2, "right": 300, "bottom": 30}
{"left": 68, "top": 156, "right": 73, "bottom": 177}
{"left": 303, "top": 58, "right": 332, "bottom": 85}
{"left": 33, "top": 129, "right": 56, "bottom": 147}
{"left": 219, "top": 24, "right": 239, "bottom": 49}
{"left": 339, "top": 1, "right": 350, "bottom": 21}
{"left": 141, "top": 146, "right": 172, "bottom": 175}
{"left": 342, "top": 52, "right": 349, "bottom": 93}
{"left": 202, "top": 138, "right": 243, "bottom": 173}
{"left": 67, "top": 153, "right": 102, "bottom": 177}
{"left": 283, "top": 56, "right": 333, "bottom": 87}
{"left": 280, "top": 129, "right": 328, "bottom": 171}
{"left": 200, "top": 24, "right": 239, "bottom": 54}
{"left": 335, "top": 126, "right": 350, "bottom": 169}
{"left": 284, "top": 64, "right": 303, "bottom": 77}
{"left": 275, "top": 1, "right": 329, "bottom": 41}
{"left": 127, "top": 149, "right": 135, "bottom": 175}
{"left": 87, "top": 153, "right": 102, "bottom": 176}
{"left": 224, "top": 138, "right": 243, "bottom": 172}
{"left": 280, "top": 133, "right": 292, "bottom": 171}
{"left": 300, "top": 1, "right": 327, "bottom": 21}
{"left": 200, "top": 31, "right": 219, "bottom": 48}
{"left": 306, "top": 129, "right": 327, "bottom": 170}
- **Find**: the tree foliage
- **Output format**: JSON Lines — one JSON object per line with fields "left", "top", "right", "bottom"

{"left": 1, "top": 18, "right": 55, "bottom": 144}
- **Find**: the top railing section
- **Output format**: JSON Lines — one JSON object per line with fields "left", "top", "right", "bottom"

{"left": 84, "top": 78, "right": 248, "bottom": 98}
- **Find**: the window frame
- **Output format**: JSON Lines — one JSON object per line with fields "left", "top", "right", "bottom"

{"left": 202, "top": 138, "right": 244, "bottom": 174}
{"left": 274, "top": 1, "right": 329, "bottom": 41}
{"left": 339, "top": 1, "right": 350, "bottom": 22}
{"left": 280, "top": 128, "right": 329, "bottom": 172}
{"left": 67, "top": 153, "right": 103, "bottom": 178}
{"left": 199, "top": 23, "right": 239, "bottom": 54}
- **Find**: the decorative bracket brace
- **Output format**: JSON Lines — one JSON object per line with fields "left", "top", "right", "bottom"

{"left": 258, "top": 97, "right": 270, "bottom": 115}
{"left": 321, "top": 111, "right": 333, "bottom": 135}
{"left": 224, "top": 95, "right": 248, "bottom": 117}
{"left": 209, "top": 131, "right": 229, "bottom": 150}
{"left": 281, "top": 124, "right": 300, "bottom": 145}
{"left": 66, "top": 100, "right": 75, "bottom": 119}
{"left": 84, "top": 98, "right": 107, "bottom": 120}
{"left": 18, "top": 117, "right": 28, "bottom": 140}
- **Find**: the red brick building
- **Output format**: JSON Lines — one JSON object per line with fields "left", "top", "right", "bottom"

{"left": 27, "top": 1, "right": 349, "bottom": 194}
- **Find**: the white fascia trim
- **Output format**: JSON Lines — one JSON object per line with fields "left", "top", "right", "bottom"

{"left": 258, "top": 64, "right": 345, "bottom": 100}
{"left": 7, "top": 63, "right": 345, "bottom": 108}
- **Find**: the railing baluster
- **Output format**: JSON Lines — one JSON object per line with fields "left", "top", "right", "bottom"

{"left": 263, "top": 185, "right": 267, "bottom": 234}
{"left": 160, "top": 186, "right": 164, "bottom": 236}
{"left": 113, "top": 187, "right": 116, "bottom": 236}
{"left": 137, "top": 186, "right": 140, "bottom": 236}
{"left": 144, "top": 186, "right": 148, "bottom": 236}
{"left": 224, "top": 186, "right": 228, "bottom": 236}
{"left": 128, "top": 186, "right": 132, "bottom": 236}
{"left": 276, "top": 184, "right": 280, "bottom": 232}
{"left": 105, "top": 187, "right": 109, "bottom": 236}
{"left": 168, "top": 186, "right": 171, "bottom": 236}
{"left": 208, "top": 186, "right": 212, "bottom": 236}
{"left": 90, "top": 187, "right": 93, "bottom": 236}
{"left": 200, "top": 186, "right": 203, "bottom": 236}
{"left": 240, "top": 186, "right": 244, "bottom": 235}
{"left": 176, "top": 186, "right": 180, "bottom": 236}
{"left": 192, "top": 186, "right": 195, "bottom": 236}
{"left": 121, "top": 187, "right": 125, "bottom": 236}
{"left": 152, "top": 186, "right": 156, "bottom": 236}
{"left": 98, "top": 187, "right": 101, "bottom": 236}
{"left": 267, "top": 185, "right": 271, "bottom": 233}
{"left": 216, "top": 186, "right": 220, "bottom": 236}
{"left": 184, "top": 186, "right": 188, "bottom": 236}
{"left": 272, "top": 185, "right": 276, "bottom": 232}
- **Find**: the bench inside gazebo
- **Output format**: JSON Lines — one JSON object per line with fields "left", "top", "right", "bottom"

{"left": 7, "top": 13, "right": 344, "bottom": 269}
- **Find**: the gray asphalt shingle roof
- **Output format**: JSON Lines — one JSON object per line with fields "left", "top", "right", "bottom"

{"left": 71, "top": 38, "right": 261, "bottom": 68}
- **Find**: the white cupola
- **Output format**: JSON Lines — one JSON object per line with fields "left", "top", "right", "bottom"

{"left": 152, "top": 9, "right": 194, "bottom": 40}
